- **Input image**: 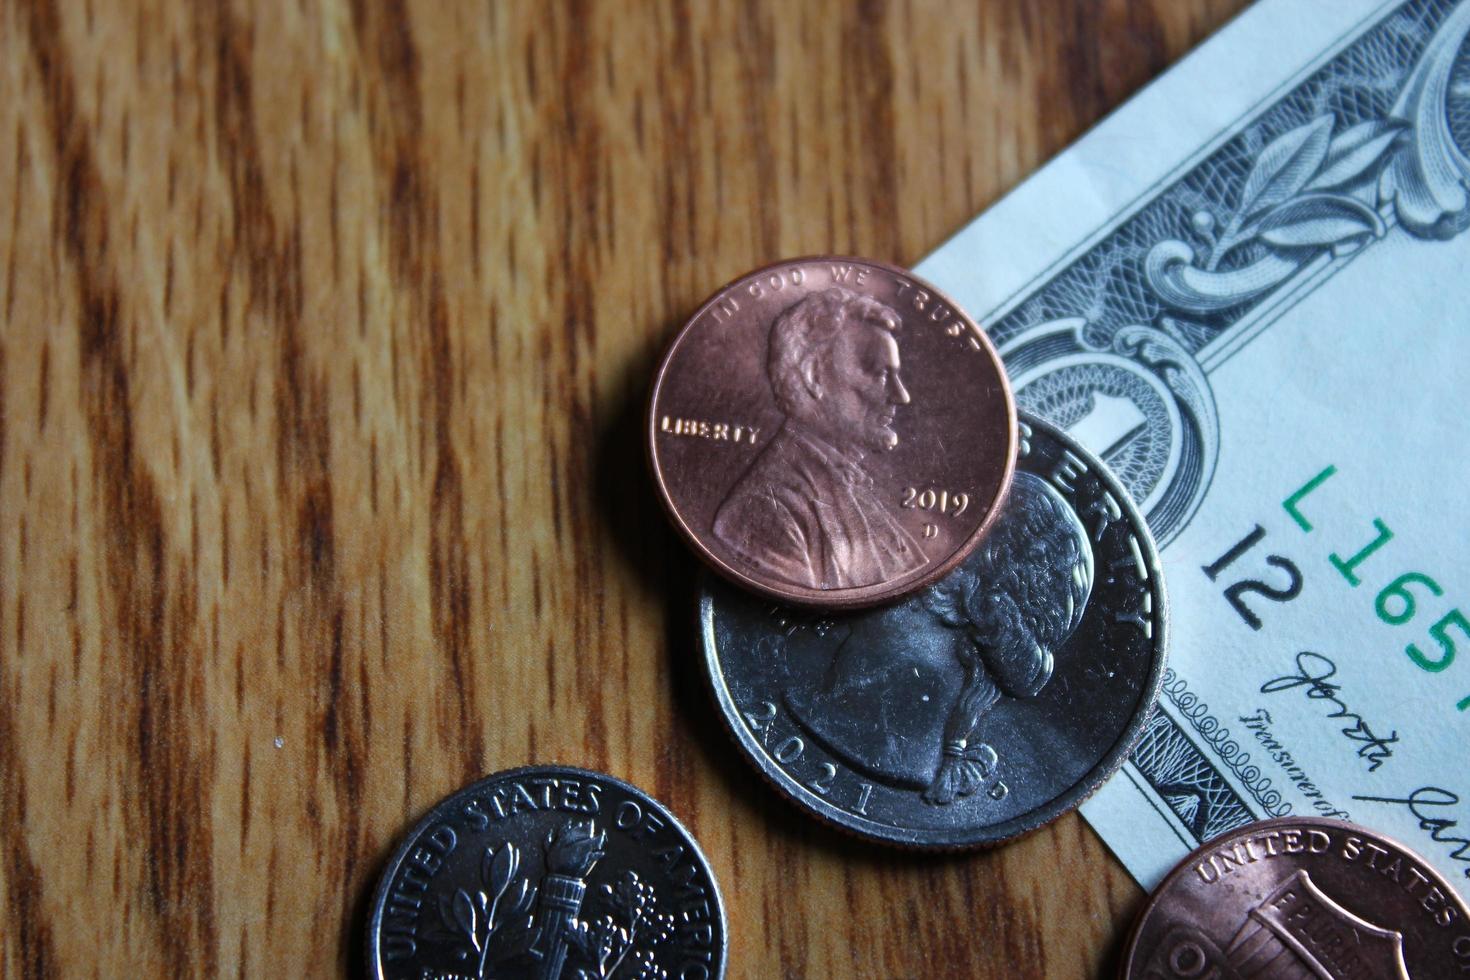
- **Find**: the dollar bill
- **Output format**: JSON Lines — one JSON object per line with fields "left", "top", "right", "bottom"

{"left": 917, "top": 0, "right": 1470, "bottom": 890}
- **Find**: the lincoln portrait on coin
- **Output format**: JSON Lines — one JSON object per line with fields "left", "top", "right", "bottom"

{"left": 712, "top": 286, "right": 926, "bottom": 591}
{"left": 781, "top": 472, "right": 1094, "bottom": 803}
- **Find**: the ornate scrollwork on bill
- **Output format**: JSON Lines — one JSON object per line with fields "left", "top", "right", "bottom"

{"left": 974, "top": 0, "right": 1470, "bottom": 546}
{"left": 1128, "top": 712, "right": 1260, "bottom": 846}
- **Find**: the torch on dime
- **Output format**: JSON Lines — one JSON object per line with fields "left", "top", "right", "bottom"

{"left": 366, "top": 766, "right": 727, "bottom": 980}
{"left": 1121, "top": 816, "right": 1470, "bottom": 979}
{"left": 648, "top": 256, "right": 1015, "bottom": 609}
{"left": 699, "top": 413, "right": 1167, "bottom": 847}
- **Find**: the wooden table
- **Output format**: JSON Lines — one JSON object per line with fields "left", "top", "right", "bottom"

{"left": 0, "top": 1, "right": 1249, "bottom": 975}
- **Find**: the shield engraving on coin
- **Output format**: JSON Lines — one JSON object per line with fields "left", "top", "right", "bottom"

{"left": 1231, "top": 869, "right": 1408, "bottom": 977}
{"left": 367, "top": 767, "right": 726, "bottom": 980}
{"left": 1122, "top": 817, "right": 1470, "bottom": 980}
{"left": 701, "top": 412, "right": 1167, "bottom": 847}
{"left": 1137, "top": 870, "right": 1413, "bottom": 980}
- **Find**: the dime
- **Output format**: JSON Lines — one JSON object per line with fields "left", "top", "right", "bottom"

{"left": 1120, "top": 816, "right": 1470, "bottom": 979}
{"left": 648, "top": 256, "right": 1016, "bottom": 609}
{"left": 366, "top": 766, "right": 727, "bottom": 980}
{"left": 699, "top": 412, "right": 1167, "bottom": 847}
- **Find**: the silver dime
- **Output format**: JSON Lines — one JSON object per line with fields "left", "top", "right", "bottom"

{"left": 699, "top": 412, "right": 1168, "bottom": 848}
{"left": 366, "top": 766, "right": 727, "bottom": 980}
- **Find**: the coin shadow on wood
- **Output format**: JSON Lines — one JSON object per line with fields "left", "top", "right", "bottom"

{"left": 592, "top": 331, "right": 686, "bottom": 597}
{"left": 593, "top": 338, "right": 872, "bottom": 852}
{"left": 347, "top": 844, "right": 391, "bottom": 977}
{"left": 1098, "top": 887, "right": 1151, "bottom": 978}
{"left": 592, "top": 338, "right": 768, "bottom": 796}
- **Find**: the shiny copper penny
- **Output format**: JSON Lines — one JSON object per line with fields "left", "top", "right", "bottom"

{"left": 1121, "top": 817, "right": 1470, "bottom": 979}
{"left": 648, "top": 256, "right": 1016, "bottom": 609}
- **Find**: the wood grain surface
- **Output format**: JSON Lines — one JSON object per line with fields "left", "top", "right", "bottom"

{"left": 0, "top": 1, "right": 1250, "bottom": 976}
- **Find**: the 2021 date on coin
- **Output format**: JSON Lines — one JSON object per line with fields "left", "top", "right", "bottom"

{"left": 366, "top": 766, "right": 727, "bottom": 980}
{"left": 700, "top": 412, "right": 1168, "bottom": 848}
{"left": 1121, "top": 816, "right": 1470, "bottom": 979}
{"left": 648, "top": 256, "right": 1016, "bottom": 610}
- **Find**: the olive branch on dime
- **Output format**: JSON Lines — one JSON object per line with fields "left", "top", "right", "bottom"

{"left": 434, "top": 841, "right": 538, "bottom": 979}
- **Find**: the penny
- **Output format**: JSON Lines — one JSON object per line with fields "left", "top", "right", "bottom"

{"left": 699, "top": 412, "right": 1167, "bottom": 847}
{"left": 1120, "top": 816, "right": 1470, "bottom": 979}
{"left": 366, "top": 766, "right": 727, "bottom": 980}
{"left": 648, "top": 256, "right": 1016, "bottom": 609}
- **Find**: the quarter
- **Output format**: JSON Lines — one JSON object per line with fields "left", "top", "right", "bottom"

{"left": 699, "top": 412, "right": 1168, "bottom": 847}
{"left": 649, "top": 256, "right": 1016, "bottom": 609}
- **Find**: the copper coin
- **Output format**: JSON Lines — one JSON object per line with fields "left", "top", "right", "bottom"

{"left": 647, "top": 256, "right": 1016, "bottom": 609}
{"left": 1121, "top": 816, "right": 1470, "bottom": 979}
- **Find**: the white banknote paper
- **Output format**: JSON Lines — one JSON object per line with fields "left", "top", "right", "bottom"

{"left": 918, "top": 0, "right": 1470, "bottom": 890}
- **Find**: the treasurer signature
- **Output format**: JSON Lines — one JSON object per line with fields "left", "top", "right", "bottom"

{"left": 1259, "top": 651, "right": 1399, "bottom": 772}
{"left": 1356, "top": 787, "right": 1470, "bottom": 881}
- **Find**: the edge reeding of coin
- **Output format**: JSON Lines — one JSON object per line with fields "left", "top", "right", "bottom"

{"left": 647, "top": 254, "right": 1018, "bottom": 611}
{"left": 697, "top": 412, "right": 1170, "bottom": 849}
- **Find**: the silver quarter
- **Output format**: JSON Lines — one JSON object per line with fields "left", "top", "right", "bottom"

{"left": 366, "top": 766, "right": 727, "bottom": 980}
{"left": 699, "top": 412, "right": 1168, "bottom": 848}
